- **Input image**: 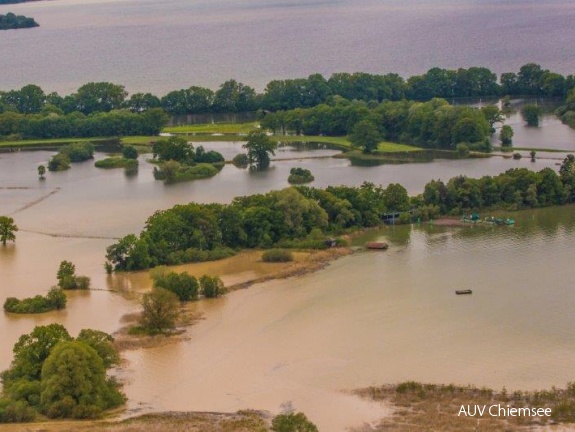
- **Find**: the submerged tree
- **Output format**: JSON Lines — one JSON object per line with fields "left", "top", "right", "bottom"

{"left": 0, "top": 216, "right": 18, "bottom": 246}
{"left": 521, "top": 104, "right": 542, "bottom": 127}
{"left": 243, "top": 130, "right": 277, "bottom": 170}
{"left": 37, "top": 165, "right": 46, "bottom": 180}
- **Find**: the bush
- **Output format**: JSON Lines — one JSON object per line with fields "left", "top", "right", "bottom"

{"left": 0, "top": 399, "right": 36, "bottom": 423}
{"left": 194, "top": 146, "right": 225, "bottom": 163}
{"left": 455, "top": 143, "right": 469, "bottom": 158}
{"left": 262, "top": 249, "right": 294, "bottom": 262}
{"left": 288, "top": 167, "right": 314, "bottom": 184}
{"left": 3, "top": 288, "right": 67, "bottom": 314}
{"left": 95, "top": 157, "right": 138, "bottom": 169}
{"left": 47, "top": 153, "right": 70, "bottom": 172}
{"left": 200, "top": 275, "right": 225, "bottom": 298}
{"left": 151, "top": 269, "right": 199, "bottom": 302}
{"left": 60, "top": 142, "right": 94, "bottom": 162}
{"left": 56, "top": 261, "right": 90, "bottom": 290}
{"left": 232, "top": 153, "right": 249, "bottom": 168}
{"left": 121, "top": 145, "right": 139, "bottom": 160}
{"left": 154, "top": 162, "right": 220, "bottom": 183}
{"left": 271, "top": 412, "right": 318, "bottom": 432}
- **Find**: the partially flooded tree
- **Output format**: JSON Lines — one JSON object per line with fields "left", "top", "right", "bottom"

{"left": 140, "top": 288, "right": 180, "bottom": 334}
{"left": 0, "top": 216, "right": 18, "bottom": 246}
{"left": 243, "top": 130, "right": 277, "bottom": 170}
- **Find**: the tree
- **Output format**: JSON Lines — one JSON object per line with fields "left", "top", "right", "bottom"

{"left": 243, "top": 130, "right": 277, "bottom": 170}
{"left": 0, "top": 216, "right": 18, "bottom": 246}
{"left": 151, "top": 269, "right": 199, "bottom": 302}
{"left": 152, "top": 136, "right": 194, "bottom": 163}
{"left": 499, "top": 125, "right": 514, "bottom": 147}
{"left": 348, "top": 120, "right": 381, "bottom": 153}
{"left": 383, "top": 183, "right": 410, "bottom": 212}
{"left": 40, "top": 341, "right": 124, "bottom": 419}
{"left": 76, "top": 329, "right": 120, "bottom": 369}
{"left": 56, "top": 261, "right": 76, "bottom": 289}
{"left": 481, "top": 105, "right": 504, "bottom": 132}
{"left": 37, "top": 165, "right": 46, "bottom": 179}
{"left": 72, "top": 82, "right": 127, "bottom": 114}
{"left": 140, "top": 288, "right": 180, "bottom": 333}
{"left": 521, "top": 104, "right": 542, "bottom": 127}
{"left": 5, "top": 324, "right": 72, "bottom": 382}
{"left": 271, "top": 412, "right": 319, "bottom": 432}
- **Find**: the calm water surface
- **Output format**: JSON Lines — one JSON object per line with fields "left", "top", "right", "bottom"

{"left": 2, "top": 0, "right": 575, "bottom": 94}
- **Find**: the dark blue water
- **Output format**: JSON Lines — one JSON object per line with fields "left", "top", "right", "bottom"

{"left": 2, "top": 0, "right": 575, "bottom": 94}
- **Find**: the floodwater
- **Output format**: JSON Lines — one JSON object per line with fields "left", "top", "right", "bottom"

{"left": 1, "top": 145, "right": 574, "bottom": 429}
{"left": 121, "top": 206, "right": 575, "bottom": 430}
{"left": 2, "top": 0, "right": 575, "bottom": 94}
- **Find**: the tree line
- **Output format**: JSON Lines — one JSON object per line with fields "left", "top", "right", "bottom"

{"left": 105, "top": 154, "right": 575, "bottom": 272}
{"left": 0, "top": 108, "right": 168, "bottom": 140}
{"left": 1, "top": 64, "right": 573, "bottom": 117}
{"left": 261, "top": 97, "right": 493, "bottom": 151}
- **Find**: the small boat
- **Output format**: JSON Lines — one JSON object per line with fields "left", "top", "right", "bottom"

{"left": 366, "top": 242, "right": 389, "bottom": 250}
{"left": 455, "top": 290, "right": 473, "bottom": 295}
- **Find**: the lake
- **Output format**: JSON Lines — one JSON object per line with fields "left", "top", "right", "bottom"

{"left": 1, "top": 0, "right": 575, "bottom": 94}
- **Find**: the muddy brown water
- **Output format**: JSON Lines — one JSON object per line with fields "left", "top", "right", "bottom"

{"left": 1, "top": 150, "right": 575, "bottom": 430}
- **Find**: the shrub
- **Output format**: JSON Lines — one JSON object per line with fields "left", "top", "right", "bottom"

{"left": 200, "top": 275, "right": 225, "bottom": 298}
{"left": 121, "top": 145, "right": 139, "bottom": 160}
{"left": 3, "top": 288, "right": 67, "bottom": 314}
{"left": 151, "top": 269, "right": 199, "bottom": 302}
{"left": 95, "top": 157, "right": 138, "bottom": 169}
{"left": 288, "top": 167, "right": 314, "bottom": 184}
{"left": 60, "top": 142, "right": 94, "bottom": 162}
{"left": 47, "top": 154, "right": 70, "bottom": 172}
{"left": 271, "top": 412, "right": 318, "bottom": 432}
{"left": 57, "top": 261, "right": 90, "bottom": 290}
{"left": 194, "top": 146, "right": 225, "bottom": 163}
{"left": 262, "top": 249, "right": 294, "bottom": 262}
{"left": 455, "top": 143, "right": 469, "bottom": 158}
{"left": 232, "top": 153, "right": 249, "bottom": 168}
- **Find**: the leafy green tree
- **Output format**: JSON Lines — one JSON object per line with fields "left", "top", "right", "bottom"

{"left": 56, "top": 261, "right": 76, "bottom": 289}
{"left": 4, "top": 324, "right": 72, "bottom": 382}
{"left": 47, "top": 154, "right": 70, "bottom": 172}
{"left": 72, "top": 82, "right": 127, "bottom": 114}
{"left": 151, "top": 269, "right": 199, "bottom": 302}
{"left": 140, "top": 288, "right": 180, "bottom": 334}
{"left": 349, "top": 120, "right": 381, "bottom": 153}
{"left": 40, "top": 341, "right": 124, "bottom": 419}
{"left": 500, "top": 125, "right": 514, "bottom": 147}
{"left": 121, "top": 145, "right": 138, "bottom": 160}
{"left": 152, "top": 136, "right": 194, "bottom": 163}
{"left": 383, "top": 183, "right": 410, "bottom": 212}
{"left": 243, "top": 130, "right": 277, "bottom": 170}
{"left": 521, "top": 104, "right": 542, "bottom": 127}
{"left": 213, "top": 80, "right": 258, "bottom": 112}
{"left": 271, "top": 412, "right": 319, "bottom": 432}
{"left": 76, "top": 329, "right": 120, "bottom": 369}
{"left": 0, "top": 216, "right": 18, "bottom": 246}
{"left": 481, "top": 105, "right": 504, "bottom": 132}
{"left": 37, "top": 165, "right": 46, "bottom": 179}
{"left": 105, "top": 234, "right": 151, "bottom": 271}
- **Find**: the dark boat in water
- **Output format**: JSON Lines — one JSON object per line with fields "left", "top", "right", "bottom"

{"left": 455, "top": 290, "right": 473, "bottom": 295}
